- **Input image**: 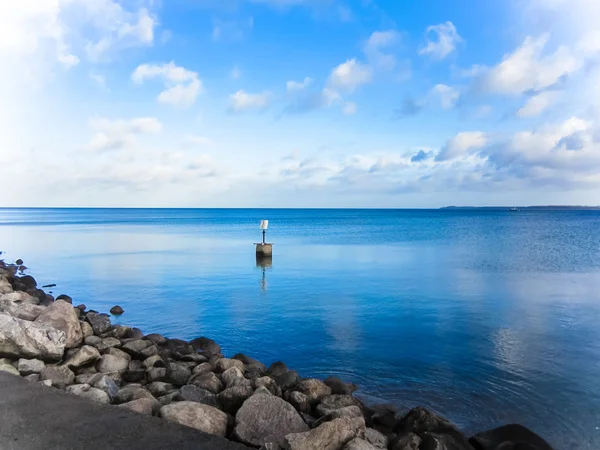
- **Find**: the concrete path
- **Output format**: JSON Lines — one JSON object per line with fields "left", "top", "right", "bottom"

{"left": 0, "top": 372, "right": 248, "bottom": 450}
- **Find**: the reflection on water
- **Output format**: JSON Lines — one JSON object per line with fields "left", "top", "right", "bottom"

{"left": 1, "top": 208, "right": 600, "bottom": 449}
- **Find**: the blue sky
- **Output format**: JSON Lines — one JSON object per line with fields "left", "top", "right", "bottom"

{"left": 1, "top": 0, "right": 600, "bottom": 207}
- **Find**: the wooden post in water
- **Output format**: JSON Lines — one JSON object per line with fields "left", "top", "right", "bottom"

{"left": 255, "top": 220, "right": 273, "bottom": 258}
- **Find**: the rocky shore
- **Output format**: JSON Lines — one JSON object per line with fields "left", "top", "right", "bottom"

{"left": 0, "top": 258, "right": 553, "bottom": 450}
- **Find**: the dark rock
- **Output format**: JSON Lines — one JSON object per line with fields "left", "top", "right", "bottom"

{"left": 218, "top": 384, "right": 254, "bottom": 414}
{"left": 274, "top": 370, "right": 298, "bottom": 390}
{"left": 108, "top": 325, "right": 132, "bottom": 339}
{"left": 188, "top": 371, "right": 223, "bottom": 394}
{"left": 179, "top": 352, "right": 208, "bottom": 363}
{"left": 146, "top": 381, "right": 176, "bottom": 397}
{"left": 15, "top": 259, "right": 24, "bottom": 265}
{"left": 122, "top": 339, "right": 153, "bottom": 358}
{"left": 365, "top": 428, "right": 388, "bottom": 449}
{"left": 143, "top": 355, "right": 166, "bottom": 370}
{"left": 86, "top": 312, "right": 112, "bottom": 336}
{"left": 244, "top": 367, "right": 264, "bottom": 381}
{"left": 324, "top": 376, "right": 358, "bottom": 395}
{"left": 314, "top": 406, "right": 364, "bottom": 428}
{"left": 14, "top": 275, "right": 37, "bottom": 291}
{"left": 119, "top": 398, "right": 156, "bottom": 416}
{"left": 283, "top": 416, "right": 366, "bottom": 450}
{"left": 208, "top": 354, "right": 223, "bottom": 365}
{"left": 56, "top": 294, "right": 72, "bottom": 304}
{"left": 145, "top": 333, "right": 168, "bottom": 346}
{"left": 394, "top": 408, "right": 471, "bottom": 449}
{"left": 139, "top": 344, "right": 159, "bottom": 359}
{"left": 95, "top": 337, "right": 121, "bottom": 353}
{"left": 233, "top": 389, "right": 309, "bottom": 448}
{"left": 110, "top": 305, "right": 124, "bottom": 315}
{"left": 147, "top": 367, "right": 167, "bottom": 382}
{"left": 89, "top": 374, "right": 119, "bottom": 401}
{"left": 192, "top": 362, "right": 214, "bottom": 375}
{"left": 215, "top": 358, "right": 245, "bottom": 374}
{"left": 421, "top": 432, "right": 474, "bottom": 450}
{"left": 130, "top": 328, "right": 144, "bottom": 340}
{"left": 232, "top": 353, "right": 267, "bottom": 372}
{"left": 166, "top": 361, "right": 192, "bottom": 387}
{"left": 300, "top": 412, "right": 318, "bottom": 428}
{"left": 160, "top": 401, "right": 228, "bottom": 436}
{"left": 222, "top": 367, "right": 247, "bottom": 388}
{"left": 267, "top": 361, "right": 289, "bottom": 377}
{"left": 469, "top": 424, "right": 554, "bottom": 450}
{"left": 254, "top": 376, "right": 281, "bottom": 396}
{"left": 286, "top": 390, "right": 311, "bottom": 413}
{"left": 316, "top": 395, "right": 362, "bottom": 417}
{"left": 177, "top": 385, "right": 220, "bottom": 408}
{"left": 42, "top": 284, "right": 57, "bottom": 288}
{"left": 189, "top": 337, "right": 221, "bottom": 355}
{"left": 123, "top": 360, "right": 146, "bottom": 382}
{"left": 40, "top": 365, "right": 75, "bottom": 389}
{"left": 158, "top": 392, "right": 180, "bottom": 406}
{"left": 368, "top": 404, "right": 398, "bottom": 429}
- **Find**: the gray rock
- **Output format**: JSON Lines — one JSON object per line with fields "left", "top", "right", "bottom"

{"left": 188, "top": 371, "right": 223, "bottom": 394}
{"left": 24, "top": 373, "right": 40, "bottom": 382}
{"left": 84, "top": 335, "right": 102, "bottom": 347}
{"left": 0, "top": 300, "right": 45, "bottom": 321}
{"left": 344, "top": 438, "right": 378, "bottom": 450}
{"left": 287, "top": 391, "right": 311, "bottom": 413}
{"left": 177, "top": 385, "right": 220, "bottom": 407}
{"left": 233, "top": 388, "right": 309, "bottom": 448}
{"left": 143, "top": 355, "right": 166, "bottom": 370}
{"left": 157, "top": 391, "right": 179, "bottom": 406}
{"left": 0, "top": 357, "right": 16, "bottom": 366}
{"left": 114, "top": 386, "right": 156, "bottom": 404}
{"left": 192, "top": 362, "right": 213, "bottom": 375}
{"left": 365, "top": 428, "right": 388, "bottom": 449}
{"left": 0, "top": 314, "right": 66, "bottom": 362}
{"left": 63, "top": 345, "right": 101, "bottom": 369}
{"left": 96, "top": 354, "right": 129, "bottom": 374}
{"left": 106, "top": 347, "right": 131, "bottom": 362}
{"left": 109, "top": 325, "right": 132, "bottom": 339}
{"left": 86, "top": 312, "right": 112, "bottom": 336}
{"left": 75, "top": 373, "right": 96, "bottom": 385}
{"left": 283, "top": 417, "right": 366, "bottom": 450}
{"left": 0, "top": 363, "right": 19, "bottom": 376}
{"left": 314, "top": 406, "right": 364, "bottom": 428}
{"left": 160, "top": 401, "right": 228, "bottom": 436}
{"left": 147, "top": 367, "right": 167, "bottom": 382}
{"left": 95, "top": 337, "right": 121, "bottom": 353}
{"left": 146, "top": 381, "right": 175, "bottom": 397}
{"left": 316, "top": 395, "right": 362, "bottom": 417}
{"left": 34, "top": 300, "right": 82, "bottom": 348}
{"left": 393, "top": 407, "right": 471, "bottom": 449}
{"left": 215, "top": 358, "right": 245, "bottom": 373}
{"left": 419, "top": 432, "right": 473, "bottom": 450}
{"left": 40, "top": 365, "right": 75, "bottom": 389}
{"left": 324, "top": 376, "right": 358, "bottom": 395}
{"left": 66, "top": 384, "right": 110, "bottom": 404}
{"left": 123, "top": 360, "right": 145, "bottom": 382}
{"left": 122, "top": 339, "right": 153, "bottom": 357}
{"left": 267, "top": 361, "right": 289, "bottom": 377}
{"left": 253, "top": 376, "right": 279, "bottom": 394}
{"left": 390, "top": 433, "right": 421, "bottom": 450}
{"left": 89, "top": 374, "right": 119, "bottom": 401}
{"left": 189, "top": 337, "right": 221, "bottom": 355}
{"left": 232, "top": 353, "right": 267, "bottom": 372}
{"left": 118, "top": 398, "right": 157, "bottom": 415}
{"left": 0, "top": 291, "right": 39, "bottom": 305}
{"left": 76, "top": 365, "right": 98, "bottom": 375}
{"left": 166, "top": 361, "right": 191, "bottom": 386}
{"left": 274, "top": 370, "right": 298, "bottom": 390}
{"left": 17, "top": 358, "right": 45, "bottom": 375}
{"left": 145, "top": 333, "right": 167, "bottom": 346}
{"left": 222, "top": 366, "right": 246, "bottom": 388}
{"left": 39, "top": 379, "right": 53, "bottom": 387}
{"left": 80, "top": 321, "right": 94, "bottom": 338}
{"left": 218, "top": 384, "right": 254, "bottom": 414}
{"left": 295, "top": 379, "right": 332, "bottom": 404}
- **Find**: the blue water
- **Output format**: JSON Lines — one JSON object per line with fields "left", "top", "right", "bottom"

{"left": 1, "top": 208, "right": 600, "bottom": 449}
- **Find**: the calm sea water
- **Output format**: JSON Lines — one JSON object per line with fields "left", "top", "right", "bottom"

{"left": 1, "top": 208, "right": 600, "bottom": 448}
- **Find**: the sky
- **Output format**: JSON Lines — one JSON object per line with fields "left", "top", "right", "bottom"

{"left": 1, "top": 0, "right": 600, "bottom": 208}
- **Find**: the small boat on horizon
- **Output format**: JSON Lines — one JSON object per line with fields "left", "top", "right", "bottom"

{"left": 508, "top": 207, "right": 520, "bottom": 212}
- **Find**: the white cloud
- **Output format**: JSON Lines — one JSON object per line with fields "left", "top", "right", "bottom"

{"left": 419, "top": 21, "right": 463, "bottom": 60}
{"left": 343, "top": 102, "right": 357, "bottom": 115}
{"left": 364, "top": 30, "right": 401, "bottom": 70}
{"left": 436, "top": 132, "right": 488, "bottom": 161}
{"left": 230, "top": 66, "right": 242, "bottom": 79}
{"left": 229, "top": 90, "right": 272, "bottom": 112}
{"left": 132, "top": 62, "right": 203, "bottom": 108}
{"left": 287, "top": 77, "right": 313, "bottom": 92}
{"left": 86, "top": 117, "right": 162, "bottom": 152}
{"left": 430, "top": 84, "right": 460, "bottom": 109}
{"left": 328, "top": 58, "right": 372, "bottom": 92}
{"left": 516, "top": 91, "right": 558, "bottom": 117}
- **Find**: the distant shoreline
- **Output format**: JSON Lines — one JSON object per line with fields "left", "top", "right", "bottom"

{"left": 440, "top": 205, "right": 600, "bottom": 210}
{"left": 0, "top": 206, "right": 599, "bottom": 211}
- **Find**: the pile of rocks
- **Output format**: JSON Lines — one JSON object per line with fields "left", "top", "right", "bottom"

{"left": 0, "top": 259, "right": 553, "bottom": 450}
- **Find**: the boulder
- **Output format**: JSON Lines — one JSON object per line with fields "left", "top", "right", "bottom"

{"left": 56, "top": 294, "right": 73, "bottom": 303}
{"left": 97, "top": 354, "right": 129, "bottom": 374}
{"left": 147, "top": 367, "right": 167, "bottom": 382}
{"left": 164, "top": 339, "right": 194, "bottom": 359}
{"left": 0, "top": 278, "right": 12, "bottom": 294}
{"left": 314, "top": 406, "right": 364, "bottom": 428}
{"left": 166, "top": 361, "right": 192, "bottom": 386}
{"left": 122, "top": 339, "right": 153, "bottom": 358}
{"left": 287, "top": 391, "right": 311, "bottom": 413}
{"left": 110, "top": 305, "right": 124, "bottom": 315}
{"left": 158, "top": 392, "right": 180, "bottom": 406}
{"left": 255, "top": 376, "right": 281, "bottom": 396}
{"left": 17, "top": 358, "right": 45, "bottom": 375}
{"left": 0, "top": 301, "right": 45, "bottom": 321}
{"left": 0, "top": 363, "right": 19, "bottom": 376}
{"left": 13, "top": 275, "right": 37, "bottom": 291}
{"left": 344, "top": 438, "right": 378, "bottom": 450}
{"left": 106, "top": 347, "right": 131, "bottom": 362}
{"left": 80, "top": 321, "right": 94, "bottom": 338}
{"left": 0, "top": 314, "right": 66, "bottom": 362}
{"left": 118, "top": 398, "right": 156, "bottom": 415}
{"left": 232, "top": 353, "right": 267, "bottom": 372}
{"left": 109, "top": 325, "right": 132, "bottom": 339}
{"left": 222, "top": 366, "right": 246, "bottom": 388}
{"left": 95, "top": 337, "right": 121, "bottom": 353}
{"left": 317, "top": 395, "right": 363, "bottom": 417}
{"left": 66, "top": 384, "right": 111, "bottom": 404}
{"left": 160, "top": 401, "right": 228, "bottom": 436}
{"left": 143, "top": 355, "right": 166, "bottom": 369}
{"left": 146, "top": 381, "right": 176, "bottom": 398}
{"left": 368, "top": 404, "right": 397, "bottom": 429}
{"left": 40, "top": 365, "right": 75, "bottom": 389}
{"left": 469, "top": 424, "right": 553, "bottom": 450}
{"left": 268, "top": 361, "right": 289, "bottom": 377}
{"left": 177, "top": 385, "right": 220, "bottom": 408}
{"left": 84, "top": 336, "right": 102, "bottom": 347}
{"left": 34, "top": 300, "right": 82, "bottom": 348}
{"left": 145, "top": 333, "right": 168, "bottom": 346}
{"left": 188, "top": 371, "right": 223, "bottom": 394}
{"left": 89, "top": 374, "right": 119, "bottom": 401}
{"left": 114, "top": 386, "right": 156, "bottom": 404}
{"left": 189, "top": 337, "right": 221, "bottom": 355}
{"left": 394, "top": 407, "right": 470, "bottom": 448}
{"left": 233, "top": 389, "right": 309, "bottom": 448}
{"left": 215, "top": 358, "right": 245, "bottom": 373}
{"left": 75, "top": 374, "right": 96, "bottom": 385}
{"left": 0, "top": 291, "right": 39, "bottom": 305}
{"left": 325, "top": 376, "right": 358, "bottom": 395}
{"left": 63, "top": 345, "right": 101, "bottom": 369}
{"left": 218, "top": 385, "right": 254, "bottom": 414}
{"left": 283, "top": 416, "right": 366, "bottom": 450}
{"left": 192, "top": 362, "right": 213, "bottom": 375}
{"left": 365, "top": 428, "right": 388, "bottom": 449}
{"left": 139, "top": 345, "right": 159, "bottom": 359}
{"left": 274, "top": 370, "right": 299, "bottom": 390}
{"left": 86, "top": 312, "right": 112, "bottom": 336}
{"left": 123, "top": 360, "right": 145, "bottom": 382}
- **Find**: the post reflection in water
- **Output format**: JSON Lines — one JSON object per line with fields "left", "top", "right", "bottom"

{"left": 256, "top": 256, "right": 272, "bottom": 291}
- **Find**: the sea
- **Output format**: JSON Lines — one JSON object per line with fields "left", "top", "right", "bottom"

{"left": 1, "top": 208, "right": 599, "bottom": 449}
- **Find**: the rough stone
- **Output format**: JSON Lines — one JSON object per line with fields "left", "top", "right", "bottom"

{"left": 86, "top": 312, "right": 112, "bottom": 336}
{"left": 267, "top": 361, "right": 289, "bottom": 377}
{"left": 24, "top": 373, "right": 40, "bottom": 382}
{"left": 468, "top": 424, "right": 553, "bottom": 450}
{"left": 365, "top": 428, "right": 388, "bottom": 449}
{"left": 324, "top": 376, "right": 358, "bottom": 395}
{"left": 177, "top": 385, "right": 220, "bottom": 408}
{"left": 17, "top": 358, "right": 45, "bottom": 375}
{"left": 218, "top": 385, "right": 254, "bottom": 414}
{"left": 0, "top": 291, "right": 39, "bottom": 305}
{"left": 232, "top": 353, "right": 267, "bottom": 372}
{"left": 192, "top": 362, "right": 213, "bottom": 375}
{"left": 420, "top": 432, "right": 474, "bottom": 450}
{"left": 274, "top": 370, "right": 298, "bottom": 390}
{"left": 122, "top": 339, "right": 153, "bottom": 358}
{"left": 89, "top": 374, "right": 119, "bottom": 401}
{"left": 56, "top": 294, "right": 72, "bottom": 303}
{"left": 84, "top": 335, "right": 102, "bottom": 347}
{"left": 369, "top": 404, "right": 398, "bottom": 429}
{"left": 158, "top": 391, "right": 180, "bottom": 406}
{"left": 80, "top": 321, "right": 94, "bottom": 338}
{"left": 66, "top": 384, "right": 111, "bottom": 404}
{"left": 215, "top": 358, "right": 245, "bottom": 374}
{"left": 34, "top": 300, "right": 82, "bottom": 348}
{"left": 233, "top": 389, "right": 309, "bottom": 448}
{"left": 160, "top": 401, "right": 228, "bottom": 436}
{"left": 75, "top": 373, "right": 96, "bottom": 385}
{"left": 143, "top": 355, "right": 166, "bottom": 369}
{"left": 314, "top": 406, "right": 364, "bottom": 428}
{"left": 147, "top": 367, "right": 167, "bottom": 382}
{"left": 118, "top": 398, "right": 157, "bottom": 416}
{"left": 255, "top": 376, "right": 281, "bottom": 396}
{"left": 0, "top": 363, "right": 19, "bottom": 376}
{"left": 316, "top": 395, "right": 362, "bottom": 417}
{"left": 147, "top": 381, "right": 176, "bottom": 398}
{"left": 63, "top": 345, "right": 101, "bottom": 369}
{"left": 287, "top": 391, "right": 311, "bottom": 414}
{"left": 188, "top": 371, "right": 223, "bottom": 394}
{"left": 110, "top": 305, "right": 124, "bottom": 315}
{"left": 40, "top": 365, "right": 75, "bottom": 389}
{"left": 123, "top": 360, "right": 146, "bottom": 382}
{"left": 222, "top": 366, "right": 246, "bottom": 388}
{"left": 189, "top": 337, "right": 221, "bottom": 355}
{"left": 283, "top": 417, "right": 366, "bottom": 450}
{"left": 96, "top": 337, "right": 121, "bottom": 353}
{"left": 0, "top": 301, "right": 45, "bottom": 321}
{"left": 166, "top": 361, "right": 192, "bottom": 387}
{"left": 0, "top": 314, "right": 66, "bottom": 362}
{"left": 394, "top": 407, "right": 470, "bottom": 449}
{"left": 344, "top": 438, "right": 378, "bottom": 450}
{"left": 97, "top": 354, "right": 130, "bottom": 374}
{"left": 106, "top": 347, "right": 131, "bottom": 363}
{"left": 145, "top": 333, "right": 167, "bottom": 346}
{"left": 114, "top": 386, "right": 156, "bottom": 404}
